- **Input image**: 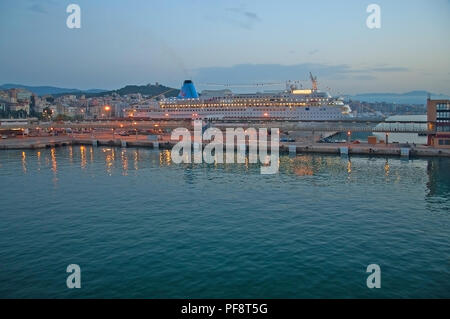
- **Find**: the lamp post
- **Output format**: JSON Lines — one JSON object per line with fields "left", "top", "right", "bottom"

{"left": 104, "top": 105, "right": 111, "bottom": 119}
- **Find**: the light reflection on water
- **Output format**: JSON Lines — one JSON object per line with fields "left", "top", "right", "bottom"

{"left": 21, "top": 151, "right": 26, "bottom": 173}
{"left": 0, "top": 146, "right": 448, "bottom": 298}
{"left": 6, "top": 146, "right": 449, "bottom": 198}
{"left": 80, "top": 146, "right": 87, "bottom": 170}
{"left": 10, "top": 146, "right": 448, "bottom": 192}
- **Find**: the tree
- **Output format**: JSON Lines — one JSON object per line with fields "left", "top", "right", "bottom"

{"left": 42, "top": 107, "right": 53, "bottom": 120}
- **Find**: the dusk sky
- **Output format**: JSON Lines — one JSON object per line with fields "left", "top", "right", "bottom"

{"left": 0, "top": 0, "right": 449, "bottom": 94}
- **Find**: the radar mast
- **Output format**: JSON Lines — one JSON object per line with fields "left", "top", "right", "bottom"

{"left": 309, "top": 72, "right": 318, "bottom": 91}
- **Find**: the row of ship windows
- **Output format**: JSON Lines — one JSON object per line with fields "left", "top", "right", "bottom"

{"left": 436, "top": 104, "right": 450, "bottom": 111}
{"left": 436, "top": 111, "right": 450, "bottom": 118}
{"left": 206, "top": 115, "right": 344, "bottom": 118}
{"left": 437, "top": 126, "right": 450, "bottom": 132}
{"left": 159, "top": 108, "right": 331, "bottom": 112}
{"left": 438, "top": 139, "right": 450, "bottom": 145}
{"left": 164, "top": 98, "right": 328, "bottom": 103}
{"left": 160, "top": 104, "right": 331, "bottom": 108}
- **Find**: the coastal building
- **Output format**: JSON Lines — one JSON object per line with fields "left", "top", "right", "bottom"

{"left": 0, "top": 99, "right": 7, "bottom": 112}
{"left": 16, "top": 89, "right": 32, "bottom": 101}
{"left": 427, "top": 99, "right": 450, "bottom": 148}
{"left": 9, "top": 102, "right": 30, "bottom": 113}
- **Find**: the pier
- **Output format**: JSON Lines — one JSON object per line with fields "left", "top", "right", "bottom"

{"left": 1, "top": 134, "right": 449, "bottom": 158}
{"left": 1, "top": 118, "right": 447, "bottom": 158}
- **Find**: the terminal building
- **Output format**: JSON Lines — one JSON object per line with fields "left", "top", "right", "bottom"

{"left": 427, "top": 99, "right": 450, "bottom": 148}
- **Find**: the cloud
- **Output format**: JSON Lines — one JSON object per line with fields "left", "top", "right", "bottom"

{"left": 29, "top": 3, "right": 47, "bottom": 14}
{"left": 193, "top": 63, "right": 357, "bottom": 83}
{"left": 27, "top": 0, "right": 58, "bottom": 14}
{"left": 224, "top": 7, "right": 261, "bottom": 30}
{"left": 353, "top": 75, "right": 377, "bottom": 80}
{"left": 192, "top": 63, "right": 408, "bottom": 85}
{"left": 243, "top": 11, "right": 261, "bottom": 22}
{"left": 370, "top": 66, "right": 409, "bottom": 72}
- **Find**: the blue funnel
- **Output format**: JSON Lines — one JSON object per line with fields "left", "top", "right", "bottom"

{"left": 178, "top": 80, "right": 199, "bottom": 99}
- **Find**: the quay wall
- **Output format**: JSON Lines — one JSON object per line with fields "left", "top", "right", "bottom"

{"left": 1, "top": 138, "right": 450, "bottom": 158}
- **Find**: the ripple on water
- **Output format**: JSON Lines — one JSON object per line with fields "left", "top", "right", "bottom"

{"left": 0, "top": 147, "right": 449, "bottom": 298}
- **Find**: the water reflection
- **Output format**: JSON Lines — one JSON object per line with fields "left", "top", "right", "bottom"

{"left": 290, "top": 155, "right": 315, "bottom": 176}
{"left": 133, "top": 150, "right": 139, "bottom": 171}
{"left": 121, "top": 149, "right": 128, "bottom": 176}
{"left": 103, "top": 148, "right": 115, "bottom": 175}
{"left": 69, "top": 146, "right": 73, "bottom": 164}
{"left": 159, "top": 150, "right": 171, "bottom": 167}
{"left": 89, "top": 146, "right": 94, "bottom": 163}
{"left": 50, "top": 148, "right": 58, "bottom": 184}
{"left": 22, "top": 151, "right": 27, "bottom": 173}
{"left": 11, "top": 147, "right": 448, "bottom": 206}
{"left": 384, "top": 160, "right": 390, "bottom": 177}
{"left": 36, "top": 151, "right": 41, "bottom": 171}
{"left": 426, "top": 158, "right": 450, "bottom": 199}
{"left": 80, "top": 146, "right": 87, "bottom": 170}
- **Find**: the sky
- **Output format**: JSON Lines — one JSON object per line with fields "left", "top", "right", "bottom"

{"left": 0, "top": 0, "right": 449, "bottom": 94}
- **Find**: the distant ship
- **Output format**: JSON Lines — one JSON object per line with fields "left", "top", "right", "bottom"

{"left": 127, "top": 73, "right": 352, "bottom": 121}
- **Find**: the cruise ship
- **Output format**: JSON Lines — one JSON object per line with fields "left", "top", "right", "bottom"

{"left": 127, "top": 74, "right": 352, "bottom": 121}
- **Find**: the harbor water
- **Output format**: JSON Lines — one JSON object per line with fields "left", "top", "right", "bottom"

{"left": 0, "top": 146, "right": 449, "bottom": 298}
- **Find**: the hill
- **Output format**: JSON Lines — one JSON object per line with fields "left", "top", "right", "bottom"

{"left": 349, "top": 91, "right": 450, "bottom": 104}
{"left": 0, "top": 84, "right": 106, "bottom": 96}
{"left": 0, "top": 83, "right": 179, "bottom": 99}
{"left": 84, "top": 84, "right": 180, "bottom": 98}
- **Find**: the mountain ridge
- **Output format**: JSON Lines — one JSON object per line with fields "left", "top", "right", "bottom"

{"left": 0, "top": 84, "right": 107, "bottom": 96}
{"left": 1, "top": 83, "right": 449, "bottom": 104}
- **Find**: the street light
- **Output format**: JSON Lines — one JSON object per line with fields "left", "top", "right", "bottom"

{"left": 104, "top": 105, "right": 111, "bottom": 119}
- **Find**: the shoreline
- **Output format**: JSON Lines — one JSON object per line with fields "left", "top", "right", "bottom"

{"left": 1, "top": 136, "right": 450, "bottom": 158}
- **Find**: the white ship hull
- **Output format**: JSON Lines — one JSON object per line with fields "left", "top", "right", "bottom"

{"left": 132, "top": 105, "right": 351, "bottom": 121}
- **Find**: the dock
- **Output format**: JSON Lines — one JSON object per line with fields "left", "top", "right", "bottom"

{"left": 1, "top": 135, "right": 450, "bottom": 158}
